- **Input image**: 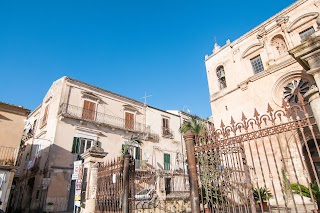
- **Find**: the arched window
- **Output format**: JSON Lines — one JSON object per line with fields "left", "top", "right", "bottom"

{"left": 271, "top": 34, "right": 288, "bottom": 55}
{"left": 216, "top": 66, "right": 226, "bottom": 90}
{"left": 283, "top": 78, "right": 309, "bottom": 103}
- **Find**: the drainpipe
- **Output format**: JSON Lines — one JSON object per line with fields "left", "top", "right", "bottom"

{"left": 178, "top": 111, "right": 187, "bottom": 190}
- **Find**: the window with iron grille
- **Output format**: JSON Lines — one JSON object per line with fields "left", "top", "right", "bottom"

{"left": 250, "top": 55, "right": 264, "bottom": 74}
{"left": 216, "top": 66, "right": 227, "bottom": 89}
{"left": 164, "top": 153, "right": 170, "bottom": 170}
{"left": 299, "top": 27, "right": 315, "bottom": 41}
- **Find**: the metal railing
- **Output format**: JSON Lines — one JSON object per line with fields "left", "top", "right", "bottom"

{"left": 162, "top": 127, "right": 174, "bottom": 138}
{"left": 134, "top": 159, "right": 148, "bottom": 169}
{"left": 59, "top": 103, "right": 150, "bottom": 133}
{"left": 0, "top": 146, "right": 18, "bottom": 166}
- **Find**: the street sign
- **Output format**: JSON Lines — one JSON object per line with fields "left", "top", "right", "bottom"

{"left": 73, "top": 160, "right": 82, "bottom": 174}
{"left": 71, "top": 174, "right": 78, "bottom": 180}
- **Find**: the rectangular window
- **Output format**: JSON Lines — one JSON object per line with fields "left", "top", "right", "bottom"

{"left": 82, "top": 100, "right": 96, "bottom": 121}
{"left": 36, "top": 190, "right": 40, "bottom": 200}
{"left": 162, "top": 117, "right": 170, "bottom": 136}
{"left": 299, "top": 27, "right": 315, "bottom": 41}
{"left": 164, "top": 153, "right": 170, "bottom": 170}
{"left": 72, "top": 137, "right": 94, "bottom": 154}
{"left": 41, "top": 105, "right": 49, "bottom": 127}
{"left": 250, "top": 55, "right": 264, "bottom": 74}
{"left": 32, "top": 119, "right": 37, "bottom": 133}
{"left": 125, "top": 112, "right": 134, "bottom": 129}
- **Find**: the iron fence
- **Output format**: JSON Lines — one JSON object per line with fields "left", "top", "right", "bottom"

{"left": 59, "top": 103, "right": 150, "bottom": 133}
{"left": 194, "top": 100, "right": 319, "bottom": 213}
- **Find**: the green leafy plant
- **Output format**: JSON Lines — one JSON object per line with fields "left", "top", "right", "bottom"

{"left": 291, "top": 181, "right": 320, "bottom": 208}
{"left": 199, "top": 186, "right": 226, "bottom": 209}
{"left": 291, "top": 183, "right": 311, "bottom": 198}
{"left": 179, "top": 114, "right": 205, "bottom": 135}
{"left": 253, "top": 187, "right": 273, "bottom": 203}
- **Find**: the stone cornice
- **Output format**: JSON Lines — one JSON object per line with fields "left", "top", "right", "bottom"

{"left": 205, "top": 0, "right": 309, "bottom": 61}
{"left": 66, "top": 77, "right": 145, "bottom": 108}
{"left": 0, "top": 102, "right": 30, "bottom": 116}
{"left": 210, "top": 57, "right": 297, "bottom": 102}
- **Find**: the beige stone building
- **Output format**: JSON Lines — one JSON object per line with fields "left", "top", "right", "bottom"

{"left": 204, "top": 0, "right": 320, "bottom": 209}
{"left": 0, "top": 102, "right": 30, "bottom": 212}
{"left": 13, "top": 77, "right": 190, "bottom": 213}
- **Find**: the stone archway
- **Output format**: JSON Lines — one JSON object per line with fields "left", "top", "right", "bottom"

{"left": 303, "top": 139, "right": 320, "bottom": 182}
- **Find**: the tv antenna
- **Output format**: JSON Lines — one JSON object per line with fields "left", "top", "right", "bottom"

{"left": 141, "top": 92, "right": 152, "bottom": 106}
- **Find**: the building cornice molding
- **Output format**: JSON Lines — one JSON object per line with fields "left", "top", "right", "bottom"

{"left": 210, "top": 57, "right": 297, "bottom": 102}
{"left": 0, "top": 102, "right": 30, "bottom": 116}
{"left": 205, "top": 0, "right": 309, "bottom": 61}
{"left": 66, "top": 77, "right": 145, "bottom": 108}
{"left": 287, "top": 12, "right": 319, "bottom": 33}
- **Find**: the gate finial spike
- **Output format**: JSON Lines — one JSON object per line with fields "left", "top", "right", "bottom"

{"left": 230, "top": 116, "right": 235, "bottom": 126}
{"left": 297, "top": 92, "right": 305, "bottom": 105}
{"left": 241, "top": 112, "right": 247, "bottom": 122}
{"left": 267, "top": 103, "right": 273, "bottom": 114}
{"left": 253, "top": 108, "right": 260, "bottom": 118}
{"left": 282, "top": 98, "right": 289, "bottom": 109}
{"left": 220, "top": 120, "right": 225, "bottom": 128}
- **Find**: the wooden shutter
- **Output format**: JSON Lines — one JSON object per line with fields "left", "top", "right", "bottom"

{"left": 164, "top": 153, "right": 170, "bottom": 170}
{"left": 135, "top": 147, "right": 141, "bottom": 160}
{"left": 162, "top": 118, "right": 169, "bottom": 135}
{"left": 41, "top": 105, "right": 49, "bottom": 126}
{"left": 72, "top": 137, "right": 80, "bottom": 153}
{"left": 125, "top": 112, "right": 134, "bottom": 129}
{"left": 82, "top": 100, "right": 96, "bottom": 120}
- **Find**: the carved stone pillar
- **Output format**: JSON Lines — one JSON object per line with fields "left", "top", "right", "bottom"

{"left": 276, "top": 16, "right": 293, "bottom": 49}
{"left": 305, "top": 86, "right": 320, "bottom": 129}
{"left": 257, "top": 28, "right": 274, "bottom": 64}
{"left": 81, "top": 146, "right": 108, "bottom": 213}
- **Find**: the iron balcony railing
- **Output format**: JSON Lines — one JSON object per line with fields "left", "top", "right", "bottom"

{"left": 0, "top": 146, "right": 19, "bottom": 166}
{"left": 162, "top": 127, "right": 174, "bottom": 138}
{"left": 59, "top": 103, "right": 150, "bottom": 133}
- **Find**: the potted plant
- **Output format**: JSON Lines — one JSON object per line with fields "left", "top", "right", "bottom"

{"left": 253, "top": 186, "right": 273, "bottom": 211}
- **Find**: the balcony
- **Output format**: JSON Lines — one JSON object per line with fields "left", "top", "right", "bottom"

{"left": 162, "top": 127, "right": 174, "bottom": 138}
{"left": 0, "top": 146, "right": 19, "bottom": 167}
{"left": 59, "top": 103, "right": 150, "bottom": 133}
{"left": 135, "top": 159, "right": 148, "bottom": 170}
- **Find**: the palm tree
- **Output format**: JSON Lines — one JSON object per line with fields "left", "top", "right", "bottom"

{"left": 179, "top": 114, "right": 205, "bottom": 135}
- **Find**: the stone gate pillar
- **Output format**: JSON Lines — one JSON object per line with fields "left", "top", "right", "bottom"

{"left": 289, "top": 32, "right": 320, "bottom": 130}
{"left": 81, "top": 146, "right": 108, "bottom": 213}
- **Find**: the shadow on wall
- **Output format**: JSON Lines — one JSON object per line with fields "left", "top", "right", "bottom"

{"left": 11, "top": 142, "right": 79, "bottom": 213}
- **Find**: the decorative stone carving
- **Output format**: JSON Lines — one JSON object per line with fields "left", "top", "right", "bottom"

{"left": 276, "top": 16, "right": 289, "bottom": 32}
{"left": 271, "top": 34, "right": 288, "bottom": 55}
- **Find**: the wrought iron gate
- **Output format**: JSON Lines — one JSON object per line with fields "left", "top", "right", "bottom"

{"left": 195, "top": 99, "right": 320, "bottom": 213}
{"left": 96, "top": 157, "right": 135, "bottom": 212}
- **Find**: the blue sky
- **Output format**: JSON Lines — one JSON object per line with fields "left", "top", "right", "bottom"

{"left": 0, "top": 0, "right": 295, "bottom": 118}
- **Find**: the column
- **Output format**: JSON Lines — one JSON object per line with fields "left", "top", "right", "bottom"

{"left": 183, "top": 131, "right": 200, "bottom": 213}
{"left": 81, "top": 146, "right": 108, "bottom": 213}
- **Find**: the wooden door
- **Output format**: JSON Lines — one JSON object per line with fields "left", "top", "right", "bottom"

{"left": 125, "top": 112, "right": 134, "bottom": 129}
{"left": 82, "top": 100, "right": 96, "bottom": 120}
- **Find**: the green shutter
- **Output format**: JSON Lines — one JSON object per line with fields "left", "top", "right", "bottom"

{"left": 164, "top": 153, "right": 170, "bottom": 170}
{"left": 72, "top": 137, "right": 80, "bottom": 153}
{"left": 135, "top": 147, "right": 141, "bottom": 160}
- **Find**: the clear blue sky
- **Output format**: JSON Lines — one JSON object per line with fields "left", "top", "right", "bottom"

{"left": 0, "top": 0, "right": 295, "bottom": 118}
